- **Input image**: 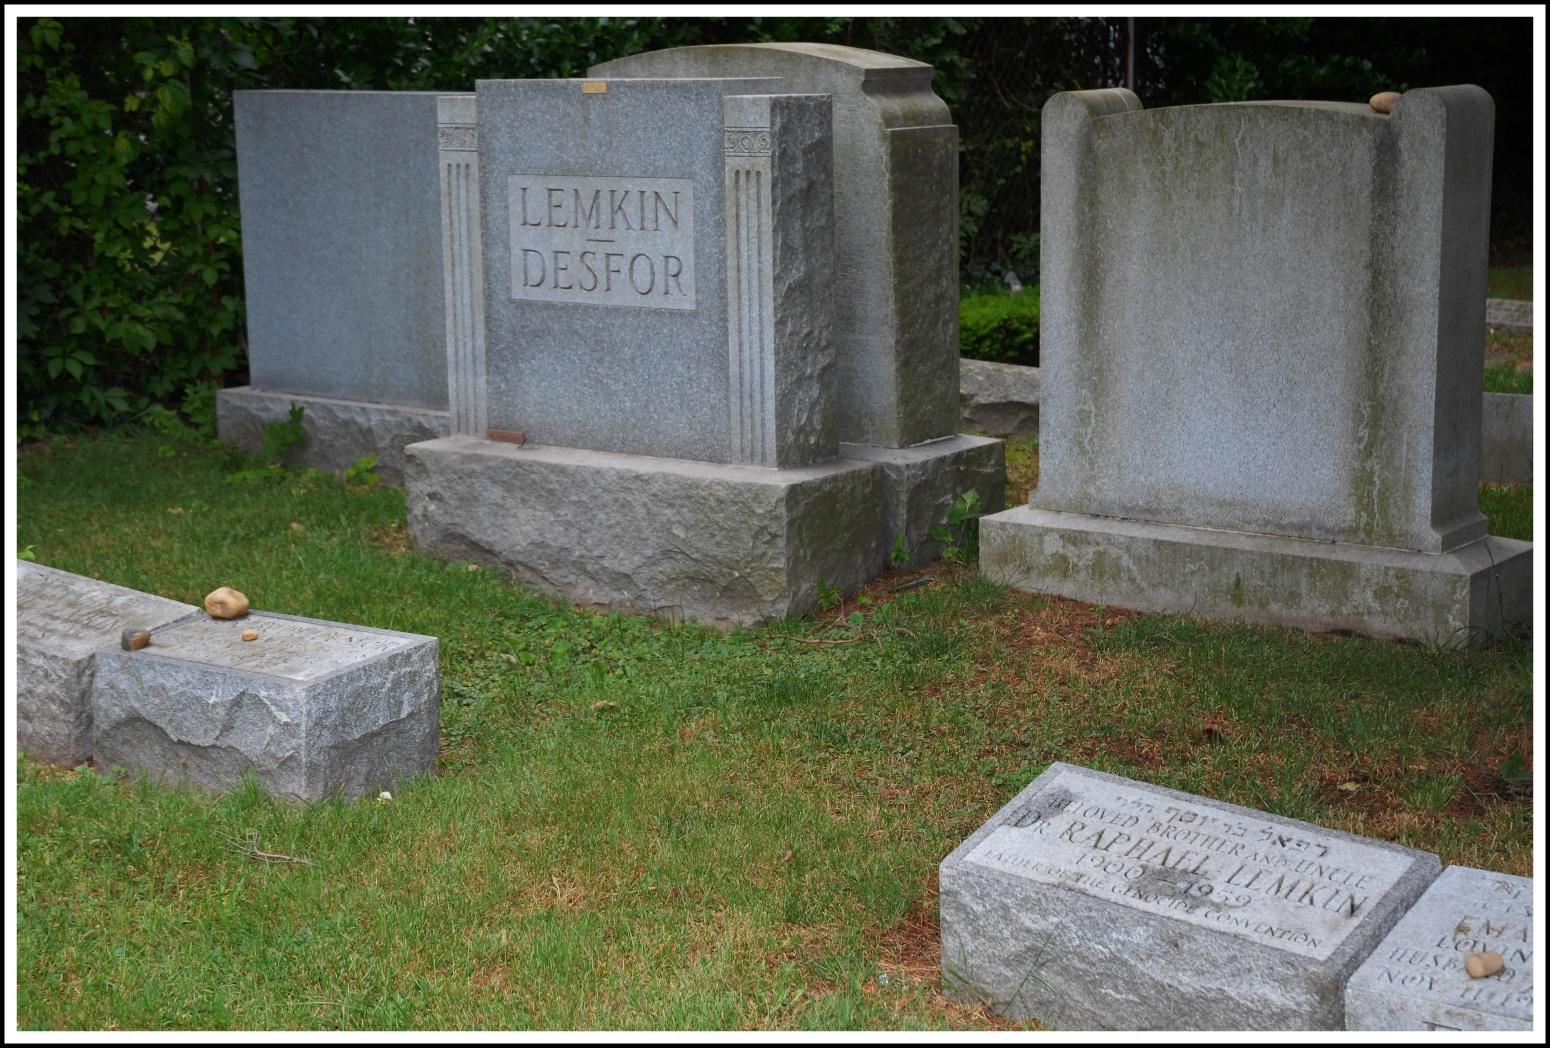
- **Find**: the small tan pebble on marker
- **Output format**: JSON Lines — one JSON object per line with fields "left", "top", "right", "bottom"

{"left": 241, "top": 629, "right": 259, "bottom": 642}
{"left": 204, "top": 586, "right": 250, "bottom": 619}
{"left": 1369, "top": 91, "right": 1401, "bottom": 114}
{"left": 1464, "top": 951, "right": 1504, "bottom": 979}
{"left": 120, "top": 628, "right": 151, "bottom": 651}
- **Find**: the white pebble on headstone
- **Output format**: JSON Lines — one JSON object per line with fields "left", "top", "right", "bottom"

{"left": 1345, "top": 865, "right": 1533, "bottom": 1031}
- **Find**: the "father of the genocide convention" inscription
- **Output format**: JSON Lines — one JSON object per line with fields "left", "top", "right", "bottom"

{"left": 963, "top": 766, "right": 1416, "bottom": 961}
{"left": 508, "top": 174, "right": 695, "bottom": 310}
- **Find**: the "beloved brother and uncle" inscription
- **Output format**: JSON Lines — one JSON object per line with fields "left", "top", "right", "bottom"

{"left": 508, "top": 175, "right": 695, "bottom": 310}
{"left": 964, "top": 767, "right": 1416, "bottom": 960}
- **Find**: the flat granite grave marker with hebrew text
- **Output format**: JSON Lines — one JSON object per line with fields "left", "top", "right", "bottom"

{"left": 1346, "top": 865, "right": 1533, "bottom": 1031}
{"left": 92, "top": 611, "right": 440, "bottom": 802}
{"left": 939, "top": 762, "right": 1440, "bottom": 1030}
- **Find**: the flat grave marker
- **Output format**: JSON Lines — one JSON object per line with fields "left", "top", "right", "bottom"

{"left": 1346, "top": 865, "right": 1533, "bottom": 1031}
{"left": 940, "top": 762, "right": 1440, "bottom": 1030}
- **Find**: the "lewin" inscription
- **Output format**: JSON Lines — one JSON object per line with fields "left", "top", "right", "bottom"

{"left": 965, "top": 769, "right": 1415, "bottom": 960}
{"left": 508, "top": 175, "right": 695, "bottom": 310}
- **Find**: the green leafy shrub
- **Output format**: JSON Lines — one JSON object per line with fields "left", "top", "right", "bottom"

{"left": 959, "top": 287, "right": 1040, "bottom": 367}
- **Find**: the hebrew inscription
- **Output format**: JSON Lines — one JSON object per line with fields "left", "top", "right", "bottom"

{"left": 964, "top": 767, "right": 1415, "bottom": 960}
{"left": 508, "top": 175, "right": 695, "bottom": 310}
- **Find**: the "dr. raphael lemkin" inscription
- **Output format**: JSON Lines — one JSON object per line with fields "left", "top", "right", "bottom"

{"left": 508, "top": 174, "right": 695, "bottom": 310}
{"left": 964, "top": 769, "right": 1416, "bottom": 960}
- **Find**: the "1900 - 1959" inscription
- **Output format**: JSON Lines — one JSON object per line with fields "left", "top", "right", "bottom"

{"left": 508, "top": 174, "right": 695, "bottom": 311}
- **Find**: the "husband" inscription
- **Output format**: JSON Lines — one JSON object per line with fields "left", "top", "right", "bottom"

{"left": 508, "top": 174, "right": 695, "bottom": 310}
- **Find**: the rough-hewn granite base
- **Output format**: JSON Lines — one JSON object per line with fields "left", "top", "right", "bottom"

{"left": 17, "top": 561, "right": 197, "bottom": 766}
{"left": 940, "top": 762, "right": 1440, "bottom": 1030}
{"left": 92, "top": 611, "right": 440, "bottom": 802}
{"left": 217, "top": 385, "right": 450, "bottom": 484}
{"left": 405, "top": 437, "right": 891, "bottom": 626}
{"left": 840, "top": 434, "right": 1006, "bottom": 567}
{"left": 1480, "top": 392, "right": 1532, "bottom": 484}
{"left": 979, "top": 506, "right": 1531, "bottom": 645}
{"left": 958, "top": 358, "right": 1041, "bottom": 440}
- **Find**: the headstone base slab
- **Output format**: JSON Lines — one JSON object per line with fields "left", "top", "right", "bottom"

{"left": 91, "top": 612, "right": 440, "bottom": 803}
{"left": 217, "top": 386, "right": 451, "bottom": 484}
{"left": 980, "top": 505, "right": 1531, "bottom": 645}
{"left": 840, "top": 434, "right": 1006, "bottom": 567}
{"left": 404, "top": 436, "right": 890, "bottom": 626}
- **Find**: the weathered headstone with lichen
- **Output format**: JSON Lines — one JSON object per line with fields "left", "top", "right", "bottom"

{"left": 979, "top": 86, "right": 1531, "bottom": 643}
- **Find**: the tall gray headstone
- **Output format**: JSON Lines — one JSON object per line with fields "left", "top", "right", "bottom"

{"left": 218, "top": 91, "right": 454, "bottom": 482}
{"left": 589, "top": 43, "right": 961, "bottom": 450}
{"left": 406, "top": 73, "right": 1001, "bottom": 624}
{"left": 1346, "top": 865, "right": 1533, "bottom": 1031}
{"left": 979, "top": 86, "right": 1531, "bottom": 643}
{"left": 940, "top": 762, "right": 1440, "bottom": 1030}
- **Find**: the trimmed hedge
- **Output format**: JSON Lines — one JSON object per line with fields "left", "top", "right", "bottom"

{"left": 959, "top": 287, "right": 1040, "bottom": 368}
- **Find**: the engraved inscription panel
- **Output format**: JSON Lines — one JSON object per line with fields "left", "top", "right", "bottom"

{"left": 507, "top": 175, "right": 695, "bottom": 310}
{"left": 965, "top": 768, "right": 1415, "bottom": 960}
{"left": 1355, "top": 867, "right": 1533, "bottom": 1023}
{"left": 148, "top": 616, "right": 414, "bottom": 682}
{"left": 18, "top": 567, "right": 190, "bottom": 652}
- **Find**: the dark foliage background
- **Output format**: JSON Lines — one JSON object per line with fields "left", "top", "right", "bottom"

{"left": 18, "top": 15, "right": 1534, "bottom": 433}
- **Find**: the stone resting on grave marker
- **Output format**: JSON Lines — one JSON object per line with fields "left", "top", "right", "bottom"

{"left": 217, "top": 91, "right": 454, "bottom": 483}
{"left": 1345, "top": 865, "right": 1533, "bottom": 1031}
{"left": 403, "top": 67, "right": 1003, "bottom": 626}
{"left": 977, "top": 86, "right": 1532, "bottom": 644}
{"left": 938, "top": 762, "right": 1440, "bottom": 1030}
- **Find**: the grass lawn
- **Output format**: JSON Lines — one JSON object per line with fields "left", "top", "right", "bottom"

{"left": 1487, "top": 266, "right": 1533, "bottom": 301}
{"left": 14, "top": 431, "right": 1535, "bottom": 1031}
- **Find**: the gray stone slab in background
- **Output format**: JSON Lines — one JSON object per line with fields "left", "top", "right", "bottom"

{"left": 16, "top": 562, "right": 196, "bottom": 766}
{"left": 590, "top": 44, "right": 961, "bottom": 449}
{"left": 1346, "top": 865, "right": 1533, "bottom": 1031}
{"left": 215, "top": 385, "right": 450, "bottom": 484}
{"left": 234, "top": 90, "right": 450, "bottom": 410}
{"left": 959, "top": 358, "right": 1041, "bottom": 440}
{"left": 1486, "top": 297, "right": 1533, "bottom": 334}
{"left": 405, "top": 436, "right": 887, "bottom": 626}
{"left": 92, "top": 611, "right": 440, "bottom": 802}
{"left": 940, "top": 762, "right": 1440, "bottom": 1030}
{"left": 1480, "top": 391, "right": 1533, "bottom": 485}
